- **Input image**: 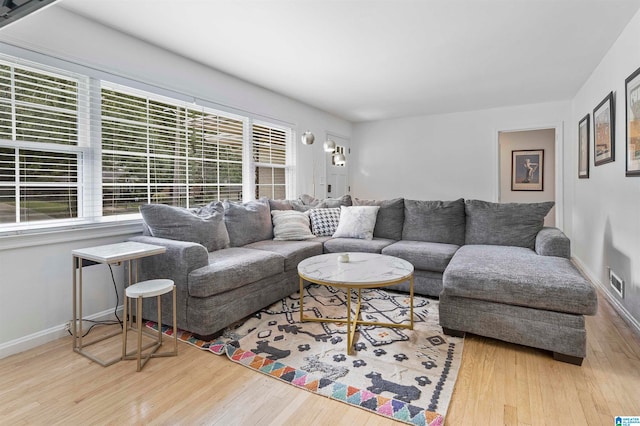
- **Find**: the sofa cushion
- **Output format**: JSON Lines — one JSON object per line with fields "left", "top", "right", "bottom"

{"left": 309, "top": 207, "right": 341, "bottom": 236}
{"left": 271, "top": 210, "right": 315, "bottom": 241}
{"left": 443, "top": 245, "right": 597, "bottom": 315}
{"left": 465, "top": 199, "right": 554, "bottom": 250}
{"left": 324, "top": 237, "right": 395, "bottom": 253}
{"left": 382, "top": 240, "right": 459, "bottom": 273}
{"left": 188, "top": 248, "right": 284, "bottom": 297}
{"left": 353, "top": 198, "right": 404, "bottom": 240}
{"left": 332, "top": 205, "right": 380, "bottom": 240}
{"left": 140, "top": 202, "right": 230, "bottom": 252}
{"left": 223, "top": 199, "right": 273, "bottom": 247}
{"left": 402, "top": 198, "right": 466, "bottom": 245}
{"left": 244, "top": 240, "right": 323, "bottom": 271}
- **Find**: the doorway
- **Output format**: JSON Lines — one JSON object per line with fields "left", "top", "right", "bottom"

{"left": 498, "top": 128, "right": 556, "bottom": 226}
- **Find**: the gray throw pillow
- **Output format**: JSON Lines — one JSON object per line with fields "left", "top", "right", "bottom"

{"left": 353, "top": 198, "right": 404, "bottom": 240}
{"left": 223, "top": 199, "right": 273, "bottom": 247}
{"left": 140, "top": 202, "right": 230, "bottom": 252}
{"left": 402, "top": 199, "right": 466, "bottom": 246}
{"left": 299, "top": 193, "right": 352, "bottom": 208}
{"left": 268, "top": 199, "right": 294, "bottom": 211}
{"left": 465, "top": 199, "right": 554, "bottom": 249}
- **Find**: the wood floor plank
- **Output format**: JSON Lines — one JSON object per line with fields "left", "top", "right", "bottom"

{"left": 0, "top": 288, "right": 638, "bottom": 425}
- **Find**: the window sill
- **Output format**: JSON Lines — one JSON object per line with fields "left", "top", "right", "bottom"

{"left": 0, "top": 219, "right": 144, "bottom": 251}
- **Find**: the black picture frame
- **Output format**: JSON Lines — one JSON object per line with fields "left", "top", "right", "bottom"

{"left": 578, "top": 114, "right": 590, "bottom": 178}
{"left": 511, "top": 149, "right": 544, "bottom": 191}
{"left": 625, "top": 66, "right": 640, "bottom": 176}
{"left": 593, "top": 91, "right": 615, "bottom": 166}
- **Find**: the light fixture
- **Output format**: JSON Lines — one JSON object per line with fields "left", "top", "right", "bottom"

{"left": 301, "top": 131, "right": 315, "bottom": 145}
{"left": 323, "top": 139, "right": 336, "bottom": 153}
{"left": 333, "top": 152, "right": 346, "bottom": 166}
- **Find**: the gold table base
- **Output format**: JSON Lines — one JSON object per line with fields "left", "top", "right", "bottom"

{"left": 299, "top": 275, "right": 414, "bottom": 355}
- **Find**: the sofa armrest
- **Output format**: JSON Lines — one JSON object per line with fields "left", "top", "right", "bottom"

{"left": 128, "top": 236, "right": 209, "bottom": 288}
{"left": 535, "top": 227, "right": 570, "bottom": 258}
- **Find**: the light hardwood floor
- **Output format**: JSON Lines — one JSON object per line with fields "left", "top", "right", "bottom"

{"left": 1, "top": 290, "right": 639, "bottom": 425}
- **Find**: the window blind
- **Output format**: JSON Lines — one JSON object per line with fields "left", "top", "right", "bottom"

{"left": 101, "top": 85, "right": 244, "bottom": 215}
{"left": 0, "top": 60, "right": 84, "bottom": 225}
{"left": 252, "top": 123, "right": 288, "bottom": 200}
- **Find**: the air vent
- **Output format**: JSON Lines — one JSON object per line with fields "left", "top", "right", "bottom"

{"left": 609, "top": 268, "right": 624, "bottom": 298}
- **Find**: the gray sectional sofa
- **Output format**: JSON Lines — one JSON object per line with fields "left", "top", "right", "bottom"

{"left": 130, "top": 195, "right": 597, "bottom": 365}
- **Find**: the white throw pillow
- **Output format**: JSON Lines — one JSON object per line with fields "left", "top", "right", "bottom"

{"left": 332, "top": 205, "right": 380, "bottom": 240}
{"left": 271, "top": 210, "right": 315, "bottom": 241}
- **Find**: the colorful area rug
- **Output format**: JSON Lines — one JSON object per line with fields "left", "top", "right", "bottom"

{"left": 147, "top": 285, "right": 463, "bottom": 425}
{"left": 218, "top": 285, "right": 463, "bottom": 425}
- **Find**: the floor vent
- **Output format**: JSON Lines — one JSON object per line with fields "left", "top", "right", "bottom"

{"left": 609, "top": 268, "right": 624, "bottom": 298}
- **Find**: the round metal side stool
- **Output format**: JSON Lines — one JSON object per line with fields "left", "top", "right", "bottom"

{"left": 122, "top": 279, "right": 178, "bottom": 371}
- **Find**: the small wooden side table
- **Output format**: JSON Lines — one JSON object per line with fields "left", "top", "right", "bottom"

{"left": 71, "top": 241, "right": 166, "bottom": 366}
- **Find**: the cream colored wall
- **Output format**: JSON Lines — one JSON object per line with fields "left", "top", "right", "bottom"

{"left": 499, "top": 128, "right": 556, "bottom": 226}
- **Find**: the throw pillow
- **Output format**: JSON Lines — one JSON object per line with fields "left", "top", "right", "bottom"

{"left": 268, "top": 199, "right": 295, "bottom": 211}
{"left": 308, "top": 207, "right": 341, "bottom": 236}
{"left": 271, "top": 210, "right": 315, "bottom": 241}
{"left": 353, "top": 197, "right": 404, "bottom": 240}
{"left": 402, "top": 199, "right": 466, "bottom": 245}
{"left": 464, "top": 199, "right": 555, "bottom": 249}
{"left": 299, "top": 193, "right": 352, "bottom": 208}
{"left": 223, "top": 199, "right": 273, "bottom": 247}
{"left": 140, "top": 202, "right": 230, "bottom": 252}
{"left": 332, "top": 205, "right": 380, "bottom": 240}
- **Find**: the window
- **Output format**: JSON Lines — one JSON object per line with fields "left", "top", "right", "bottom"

{"left": 0, "top": 60, "right": 85, "bottom": 225}
{"left": 0, "top": 53, "right": 293, "bottom": 232}
{"left": 252, "top": 123, "right": 289, "bottom": 200}
{"left": 101, "top": 85, "right": 245, "bottom": 216}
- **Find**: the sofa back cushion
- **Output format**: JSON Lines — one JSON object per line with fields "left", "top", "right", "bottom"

{"left": 223, "top": 199, "right": 273, "bottom": 247}
{"left": 353, "top": 198, "right": 404, "bottom": 240}
{"left": 140, "top": 202, "right": 230, "bottom": 252}
{"left": 464, "top": 199, "right": 554, "bottom": 249}
{"left": 402, "top": 198, "right": 466, "bottom": 245}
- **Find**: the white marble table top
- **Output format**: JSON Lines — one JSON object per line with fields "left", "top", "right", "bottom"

{"left": 72, "top": 241, "right": 166, "bottom": 264}
{"left": 298, "top": 252, "right": 413, "bottom": 287}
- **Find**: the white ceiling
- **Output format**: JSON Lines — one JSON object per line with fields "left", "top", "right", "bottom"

{"left": 58, "top": 0, "right": 640, "bottom": 122}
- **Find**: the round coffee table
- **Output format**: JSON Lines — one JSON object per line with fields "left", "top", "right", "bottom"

{"left": 297, "top": 252, "right": 414, "bottom": 354}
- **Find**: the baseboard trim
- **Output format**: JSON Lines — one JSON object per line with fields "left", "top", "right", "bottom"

{"left": 0, "top": 306, "right": 123, "bottom": 360}
{"left": 572, "top": 256, "right": 640, "bottom": 336}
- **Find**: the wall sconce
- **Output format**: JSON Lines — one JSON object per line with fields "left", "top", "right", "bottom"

{"left": 323, "top": 139, "right": 336, "bottom": 153}
{"left": 301, "top": 131, "right": 315, "bottom": 145}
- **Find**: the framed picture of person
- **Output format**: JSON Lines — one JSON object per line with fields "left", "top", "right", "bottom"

{"left": 578, "top": 114, "right": 590, "bottom": 178}
{"left": 625, "top": 66, "right": 640, "bottom": 176}
{"left": 593, "top": 91, "right": 615, "bottom": 166}
{"left": 511, "top": 149, "right": 544, "bottom": 191}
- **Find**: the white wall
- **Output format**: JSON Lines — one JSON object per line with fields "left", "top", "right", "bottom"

{"left": 0, "top": 7, "right": 351, "bottom": 355}
{"left": 351, "top": 101, "right": 570, "bottom": 228}
{"left": 499, "top": 129, "right": 556, "bottom": 226}
{"left": 570, "top": 8, "right": 640, "bottom": 328}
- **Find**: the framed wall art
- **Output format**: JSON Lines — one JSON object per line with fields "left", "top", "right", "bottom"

{"left": 511, "top": 149, "right": 544, "bottom": 191}
{"left": 578, "top": 114, "right": 590, "bottom": 178}
{"left": 593, "top": 91, "right": 615, "bottom": 166}
{"left": 625, "top": 66, "right": 640, "bottom": 176}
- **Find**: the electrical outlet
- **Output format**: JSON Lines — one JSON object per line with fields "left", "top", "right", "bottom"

{"left": 609, "top": 268, "right": 624, "bottom": 298}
